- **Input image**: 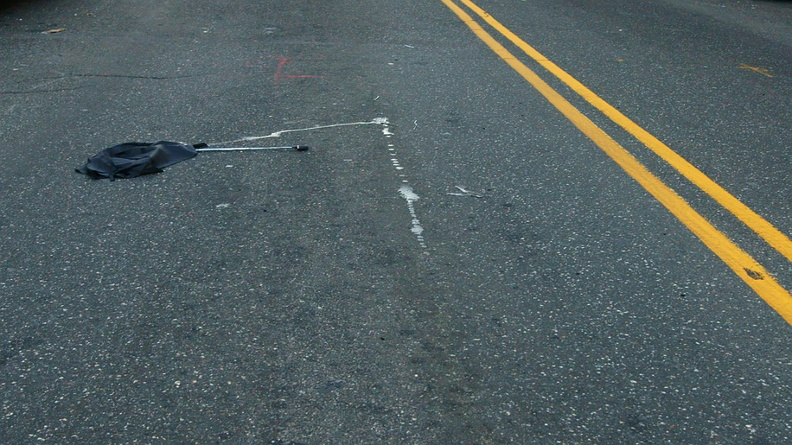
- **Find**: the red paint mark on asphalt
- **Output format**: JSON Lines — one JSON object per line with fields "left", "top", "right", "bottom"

{"left": 274, "top": 56, "right": 325, "bottom": 83}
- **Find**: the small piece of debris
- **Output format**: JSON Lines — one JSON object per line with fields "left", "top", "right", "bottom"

{"left": 447, "top": 186, "right": 484, "bottom": 198}
{"left": 738, "top": 63, "right": 774, "bottom": 78}
{"left": 42, "top": 28, "right": 66, "bottom": 34}
{"left": 744, "top": 268, "right": 764, "bottom": 280}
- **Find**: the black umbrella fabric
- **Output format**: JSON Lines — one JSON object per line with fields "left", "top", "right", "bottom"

{"left": 76, "top": 141, "right": 201, "bottom": 180}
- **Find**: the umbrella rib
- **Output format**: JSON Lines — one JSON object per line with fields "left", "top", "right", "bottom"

{"left": 196, "top": 145, "right": 309, "bottom": 152}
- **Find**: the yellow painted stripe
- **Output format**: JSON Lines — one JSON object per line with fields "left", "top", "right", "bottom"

{"left": 440, "top": 0, "right": 792, "bottom": 324}
{"left": 458, "top": 0, "right": 792, "bottom": 266}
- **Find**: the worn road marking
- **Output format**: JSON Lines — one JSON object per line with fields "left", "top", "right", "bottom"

{"left": 441, "top": 0, "right": 792, "bottom": 323}
{"left": 457, "top": 0, "right": 792, "bottom": 268}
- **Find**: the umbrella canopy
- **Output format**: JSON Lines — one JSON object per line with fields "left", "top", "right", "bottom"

{"left": 76, "top": 141, "right": 200, "bottom": 180}
{"left": 76, "top": 141, "right": 309, "bottom": 180}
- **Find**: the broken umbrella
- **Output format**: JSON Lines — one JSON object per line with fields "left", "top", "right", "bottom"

{"left": 75, "top": 140, "right": 308, "bottom": 180}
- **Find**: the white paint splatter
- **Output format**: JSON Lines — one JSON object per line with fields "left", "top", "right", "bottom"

{"left": 378, "top": 121, "right": 426, "bottom": 249}
{"left": 398, "top": 185, "right": 426, "bottom": 248}
{"left": 398, "top": 185, "right": 420, "bottom": 203}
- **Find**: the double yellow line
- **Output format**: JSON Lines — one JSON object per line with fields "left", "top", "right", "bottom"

{"left": 441, "top": 0, "right": 792, "bottom": 324}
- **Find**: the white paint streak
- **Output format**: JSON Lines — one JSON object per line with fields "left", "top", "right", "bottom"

{"left": 398, "top": 185, "right": 420, "bottom": 203}
{"left": 398, "top": 185, "right": 426, "bottom": 248}
{"left": 411, "top": 221, "right": 424, "bottom": 235}
{"left": 212, "top": 118, "right": 389, "bottom": 146}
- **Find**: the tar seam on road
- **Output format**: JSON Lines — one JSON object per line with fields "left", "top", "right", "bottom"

{"left": 457, "top": 0, "right": 792, "bottom": 267}
{"left": 441, "top": 0, "right": 792, "bottom": 324}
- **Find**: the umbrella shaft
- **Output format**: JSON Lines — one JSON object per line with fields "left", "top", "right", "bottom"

{"left": 197, "top": 146, "right": 296, "bottom": 152}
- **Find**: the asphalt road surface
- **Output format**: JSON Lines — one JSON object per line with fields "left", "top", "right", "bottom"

{"left": 2, "top": 0, "right": 792, "bottom": 443}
